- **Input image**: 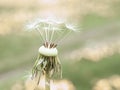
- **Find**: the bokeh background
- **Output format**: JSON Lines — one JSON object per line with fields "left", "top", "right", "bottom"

{"left": 0, "top": 0, "right": 120, "bottom": 90}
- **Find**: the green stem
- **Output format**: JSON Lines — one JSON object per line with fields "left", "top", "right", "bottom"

{"left": 45, "top": 73, "right": 50, "bottom": 90}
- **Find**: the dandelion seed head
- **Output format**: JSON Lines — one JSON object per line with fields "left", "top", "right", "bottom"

{"left": 66, "top": 24, "right": 80, "bottom": 31}
{"left": 26, "top": 17, "right": 79, "bottom": 87}
{"left": 26, "top": 18, "right": 78, "bottom": 31}
{"left": 26, "top": 19, "right": 40, "bottom": 31}
{"left": 26, "top": 17, "right": 80, "bottom": 44}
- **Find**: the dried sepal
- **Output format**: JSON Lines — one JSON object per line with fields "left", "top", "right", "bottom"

{"left": 31, "top": 53, "right": 62, "bottom": 85}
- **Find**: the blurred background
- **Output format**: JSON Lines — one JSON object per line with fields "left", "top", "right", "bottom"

{"left": 0, "top": 0, "right": 120, "bottom": 90}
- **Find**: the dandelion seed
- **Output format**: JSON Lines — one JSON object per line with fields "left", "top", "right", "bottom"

{"left": 26, "top": 17, "right": 79, "bottom": 90}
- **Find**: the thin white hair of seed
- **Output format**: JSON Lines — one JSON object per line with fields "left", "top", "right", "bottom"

{"left": 26, "top": 18, "right": 79, "bottom": 44}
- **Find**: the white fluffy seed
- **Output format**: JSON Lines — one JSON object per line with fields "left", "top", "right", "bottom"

{"left": 39, "top": 46, "right": 58, "bottom": 56}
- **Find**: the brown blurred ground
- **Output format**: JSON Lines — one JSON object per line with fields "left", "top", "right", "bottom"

{"left": 0, "top": 0, "right": 119, "bottom": 34}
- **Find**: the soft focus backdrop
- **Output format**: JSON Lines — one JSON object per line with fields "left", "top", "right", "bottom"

{"left": 0, "top": 0, "right": 120, "bottom": 90}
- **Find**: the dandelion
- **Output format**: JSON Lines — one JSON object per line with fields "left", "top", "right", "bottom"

{"left": 26, "top": 18, "right": 78, "bottom": 90}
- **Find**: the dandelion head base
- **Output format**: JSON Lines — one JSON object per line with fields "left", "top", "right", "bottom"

{"left": 39, "top": 43, "right": 58, "bottom": 57}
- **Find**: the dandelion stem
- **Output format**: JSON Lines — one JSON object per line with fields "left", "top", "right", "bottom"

{"left": 47, "top": 24, "right": 50, "bottom": 42}
{"left": 56, "top": 30, "right": 71, "bottom": 45}
{"left": 44, "top": 24, "right": 48, "bottom": 42}
{"left": 45, "top": 73, "right": 50, "bottom": 90}
{"left": 36, "top": 28, "right": 45, "bottom": 42}
{"left": 50, "top": 27, "right": 55, "bottom": 42}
